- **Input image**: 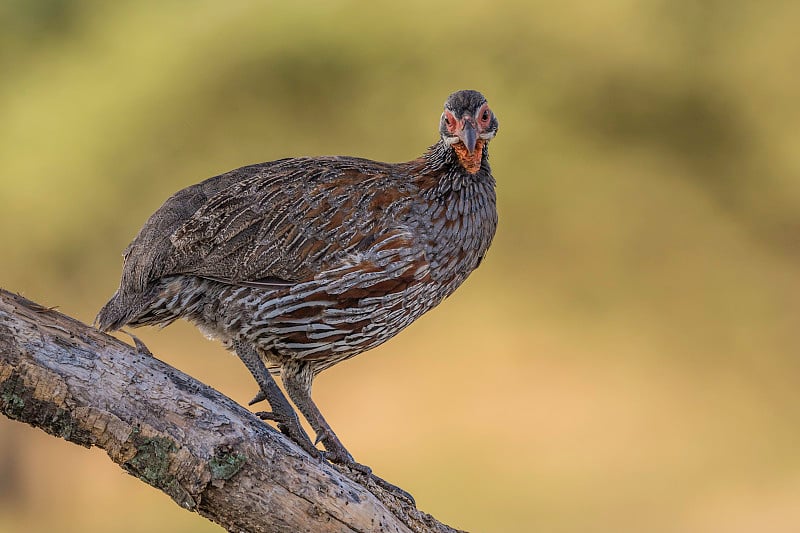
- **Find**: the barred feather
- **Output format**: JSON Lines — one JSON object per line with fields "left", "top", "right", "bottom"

{"left": 98, "top": 89, "right": 497, "bottom": 388}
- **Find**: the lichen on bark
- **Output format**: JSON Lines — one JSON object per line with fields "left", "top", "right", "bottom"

{"left": 123, "top": 430, "right": 196, "bottom": 509}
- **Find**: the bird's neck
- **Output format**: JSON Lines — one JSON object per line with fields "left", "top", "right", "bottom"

{"left": 401, "top": 140, "right": 497, "bottom": 292}
{"left": 421, "top": 139, "right": 490, "bottom": 176}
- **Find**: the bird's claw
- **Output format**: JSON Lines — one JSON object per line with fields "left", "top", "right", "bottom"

{"left": 319, "top": 449, "right": 363, "bottom": 471}
{"left": 254, "top": 410, "right": 320, "bottom": 459}
{"left": 323, "top": 453, "right": 415, "bottom": 506}
{"left": 258, "top": 403, "right": 414, "bottom": 505}
{"left": 248, "top": 390, "right": 267, "bottom": 406}
{"left": 122, "top": 330, "right": 153, "bottom": 357}
{"left": 247, "top": 369, "right": 412, "bottom": 504}
{"left": 318, "top": 442, "right": 357, "bottom": 468}
{"left": 372, "top": 475, "right": 416, "bottom": 506}
{"left": 255, "top": 410, "right": 278, "bottom": 421}
{"left": 313, "top": 428, "right": 330, "bottom": 446}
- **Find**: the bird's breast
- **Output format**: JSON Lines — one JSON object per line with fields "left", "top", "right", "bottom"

{"left": 415, "top": 173, "right": 497, "bottom": 296}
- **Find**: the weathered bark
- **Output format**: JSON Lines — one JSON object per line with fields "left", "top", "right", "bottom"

{"left": 0, "top": 288, "right": 462, "bottom": 533}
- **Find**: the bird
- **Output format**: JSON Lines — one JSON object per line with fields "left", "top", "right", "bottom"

{"left": 96, "top": 89, "right": 499, "bottom": 478}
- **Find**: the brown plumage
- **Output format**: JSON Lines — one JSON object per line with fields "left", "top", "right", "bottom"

{"left": 97, "top": 89, "right": 499, "bottom": 479}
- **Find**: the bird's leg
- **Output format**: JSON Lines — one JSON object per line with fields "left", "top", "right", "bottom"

{"left": 232, "top": 341, "right": 318, "bottom": 458}
{"left": 280, "top": 362, "right": 357, "bottom": 466}
{"left": 281, "top": 362, "right": 416, "bottom": 506}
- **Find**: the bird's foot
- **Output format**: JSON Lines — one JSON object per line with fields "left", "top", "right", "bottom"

{"left": 315, "top": 432, "right": 359, "bottom": 469}
{"left": 254, "top": 410, "right": 320, "bottom": 459}
{"left": 370, "top": 474, "right": 416, "bottom": 506}
{"left": 322, "top": 449, "right": 365, "bottom": 472}
{"left": 319, "top": 439, "right": 415, "bottom": 506}
{"left": 326, "top": 454, "right": 415, "bottom": 506}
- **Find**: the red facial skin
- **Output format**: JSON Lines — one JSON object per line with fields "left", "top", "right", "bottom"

{"left": 444, "top": 104, "right": 493, "bottom": 174}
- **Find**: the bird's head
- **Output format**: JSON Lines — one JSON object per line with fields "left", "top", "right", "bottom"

{"left": 439, "top": 90, "right": 498, "bottom": 174}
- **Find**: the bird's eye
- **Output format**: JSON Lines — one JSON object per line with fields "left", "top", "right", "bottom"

{"left": 481, "top": 109, "right": 490, "bottom": 122}
{"left": 443, "top": 112, "right": 456, "bottom": 131}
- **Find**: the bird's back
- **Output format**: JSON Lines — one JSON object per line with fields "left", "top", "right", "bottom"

{"left": 98, "top": 86, "right": 500, "bottom": 374}
{"left": 97, "top": 155, "right": 438, "bottom": 331}
{"left": 98, "top": 148, "right": 496, "bottom": 368}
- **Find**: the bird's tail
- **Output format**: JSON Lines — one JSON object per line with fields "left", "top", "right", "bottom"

{"left": 95, "top": 289, "right": 143, "bottom": 332}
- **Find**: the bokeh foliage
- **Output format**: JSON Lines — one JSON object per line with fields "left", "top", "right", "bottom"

{"left": 1, "top": 1, "right": 799, "bottom": 532}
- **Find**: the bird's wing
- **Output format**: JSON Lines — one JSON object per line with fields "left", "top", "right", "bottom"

{"left": 118, "top": 157, "right": 415, "bottom": 294}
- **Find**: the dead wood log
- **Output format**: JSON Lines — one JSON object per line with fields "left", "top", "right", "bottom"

{"left": 0, "top": 288, "right": 462, "bottom": 533}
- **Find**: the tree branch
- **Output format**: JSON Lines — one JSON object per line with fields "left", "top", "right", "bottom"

{"left": 0, "top": 288, "right": 462, "bottom": 533}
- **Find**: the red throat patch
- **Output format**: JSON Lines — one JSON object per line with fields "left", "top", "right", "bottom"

{"left": 452, "top": 139, "right": 485, "bottom": 174}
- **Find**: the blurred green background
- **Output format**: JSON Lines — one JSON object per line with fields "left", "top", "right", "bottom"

{"left": 1, "top": 1, "right": 799, "bottom": 532}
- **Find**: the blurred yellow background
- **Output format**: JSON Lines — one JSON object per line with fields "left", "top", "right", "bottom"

{"left": 1, "top": 1, "right": 799, "bottom": 532}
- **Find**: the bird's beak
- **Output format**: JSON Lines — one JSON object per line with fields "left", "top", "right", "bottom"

{"left": 458, "top": 119, "right": 478, "bottom": 154}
